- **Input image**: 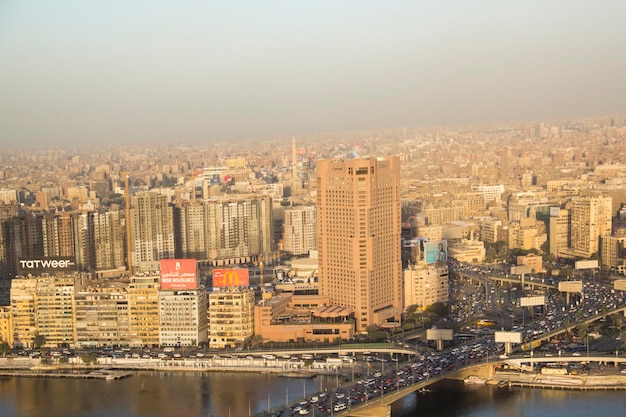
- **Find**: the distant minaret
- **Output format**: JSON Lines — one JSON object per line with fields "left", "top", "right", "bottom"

{"left": 292, "top": 136, "right": 298, "bottom": 180}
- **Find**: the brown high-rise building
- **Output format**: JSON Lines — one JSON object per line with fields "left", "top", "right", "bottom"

{"left": 316, "top": 156, "right": 402, "bottom": 333}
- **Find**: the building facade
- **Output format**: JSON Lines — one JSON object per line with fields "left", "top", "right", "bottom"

{"left": 75, "top": 286, "right": 130, "bottom": 347}
{"left": 158, "top": 288, "right": 208, "bottom": 347}
{"left": 282, "top": 205, "right": 316, "bottom": 256}
{"left": 127, "top": 275, "right": 161, "bottom": 347}
{"left": 569, "top": 195, "right": 612, "bottom": 257}
{"left": 130, "top": 192, "right": 175, "bottom": 272}
{"left": 316, "top": 157, "right": 403, "bottom": 333}
{"left": 403, "top": 263, "right": 449, "bottom": 310}
{"left": 208, "top": 287, "right": 255, "bottom": 349}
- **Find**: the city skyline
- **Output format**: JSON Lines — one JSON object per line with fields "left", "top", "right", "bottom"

{"left": 2, "top": 1, "right": 626, "bottom": 148}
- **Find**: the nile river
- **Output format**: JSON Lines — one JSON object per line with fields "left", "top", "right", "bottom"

{"left": 0, "top": 372, "right": 625, "bottom": 417}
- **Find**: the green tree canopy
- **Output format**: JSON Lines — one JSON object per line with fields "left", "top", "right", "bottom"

{"left": 33, "top": 334, "right": 46, "bottom": 349}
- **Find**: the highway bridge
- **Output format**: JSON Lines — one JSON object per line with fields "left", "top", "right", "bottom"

{"left": 521, "top": 305, "right": 626, "bottom": 349}
{"left": 455, "top": 270, "right": 558, "bottom": 291}
{"left": 255, "top": 351, "right": 626, "bottom": 417}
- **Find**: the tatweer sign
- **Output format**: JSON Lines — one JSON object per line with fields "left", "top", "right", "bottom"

{"left": 19, "top": 257, "right": 76, "bottom": 272}
{"left": 160, "top": 259, "right": 198, "bottom": 290}
{"left": 213, "top": 268, "right": 249, "bottom": 287}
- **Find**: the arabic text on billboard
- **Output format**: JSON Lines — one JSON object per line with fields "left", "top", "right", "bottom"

{"left": 213, "top": 268, "right": 250, "bottom": 287}
{"left": 18, "top": 257, "right": 76, "bottom": 272}
{"left": 160, "top": 259, "right": 197, "bottom": 290}
{"left": 424, "top": 240, "right": 447, "bottom": 264}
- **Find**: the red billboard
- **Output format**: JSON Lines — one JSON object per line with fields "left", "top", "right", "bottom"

{"left": 213, "top": 268, "right": 249, "bottom": 287}
{"left": 160, "top": 259, "right": 197, "bottom": 290}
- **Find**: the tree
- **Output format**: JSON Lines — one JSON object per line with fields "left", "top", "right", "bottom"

{"left": 0, "top": 341, "right": 10, "bottom": 357}
{"left": 79, "top": 352, "right": 98, "bottom": 365}
{"left": 426, "top": 302, "right": 449, "bottom": 317}
{"left": 33, "top": 334, "right": 46, "bottom": 349}
{"left": 485, "top": 246, "right": 497, "bottom": 262}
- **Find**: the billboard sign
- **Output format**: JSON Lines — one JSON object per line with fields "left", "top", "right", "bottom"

{"left": 615, "top": 280, "right": 626, "bottom": 291}
{"left": 160, "top": 259, "right": 197, "bottom": 290}
{"left": 495, "top": 331, "right": 523, "bottom": 344}
{"left": 18, "top": 257, "right": 76, "bottom": 273}
{"left": 424, "top": 240, "right": 447, "bottom": 264}
{"left": 558, "top": 280, "right": 583, "bottom": 293}
{"left": 213, "top": 268, "right": 250, "bottom": 287}
{"left": 426, "top": 328, "right": 453, "bottom": 341}
{"left": 520, "top": 296, "right": 546, "bottom": 307}
{"left": 575, "top": 259, "right": 598, "bottom": 270}
{"left": 510, "top": 265, "right": 532, "bottom": 275}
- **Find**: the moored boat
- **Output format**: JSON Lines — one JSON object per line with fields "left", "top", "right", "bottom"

{"left": 464, "top": 375, "right": 486, "bottom": 384}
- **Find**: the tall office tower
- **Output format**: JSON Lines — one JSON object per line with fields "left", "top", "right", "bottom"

{"left": 89, "top": 209, "right": 124, "bottom": 271}
{"left": 283, "top": 205, "right": 316, "bottom": 256}
{"left": 130, "top": 192, "right": 175, "bottom": 271}
{"left": 549, "top": 208, "right": 570, "bottom": 256}
{"left": 159, "top": 288, "right": 208, "bottom": 347}
{"left": 0, "top": 203, "right": 19, "bottom": 292}
{"left": 316, "top": 157, "right": 402, "bottom": 333}
{"left": 74, "top": 286, "right": 130, "bottom": 347}
{"left": 127, "top": 275, "right": 160, "bottom": 347}
{"left": 71, "top": 212, "right": 91, "bottom": 271}
{"left": 205, "top": 196, "right": 273, "bottom": 262}
{"left": 569, "top": 195, "right": 612, "bottom": 257}
{"left": 173, "top": 202, "right": 208, "bottom": 260}
{"left": 41, "top": 212, "right": 75, "bottom": 260}
{"left": 208, "top": 287, "right": 255, "bottom": 349}
{"left": 1, "top": 211, "right": 45, "bottom": 282}
{"left": 600, "top": 235, "right": 626, "bottom": 269}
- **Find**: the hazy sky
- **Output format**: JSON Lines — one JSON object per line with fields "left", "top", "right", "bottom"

{"left": 1, "top": 1, "right": 626, "bottom": 148}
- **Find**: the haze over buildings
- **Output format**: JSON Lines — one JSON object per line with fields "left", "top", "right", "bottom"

{"left": 1, "top": 1, "right": 626, "bottom": 148}
{"left": 2, "top": 1, "right": 626, "bottom": 349}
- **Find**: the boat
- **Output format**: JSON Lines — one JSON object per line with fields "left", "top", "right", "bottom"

{"left": 278, "top": 371, "right": 315, "bottom": 378}
{"left": 464, "top": 375, "right": 487, "bottom": 385}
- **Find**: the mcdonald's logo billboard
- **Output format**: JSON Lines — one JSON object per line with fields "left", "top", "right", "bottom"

{"left": 160, "top": 259, "right": 198, "bottom": 290}
{"left": 213, "top": 268, "right": 249, "bottom": 287}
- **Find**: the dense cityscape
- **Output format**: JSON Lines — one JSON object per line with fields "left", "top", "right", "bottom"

{"left": 0, "top": 114, "right": 626, "bottom": 352}
{"left": 3, "top": 0, "right": 626, "bottom": 415}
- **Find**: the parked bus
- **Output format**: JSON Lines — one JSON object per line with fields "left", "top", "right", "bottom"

{"left": 476, "top": 319, "right": 497, "bottom": 327}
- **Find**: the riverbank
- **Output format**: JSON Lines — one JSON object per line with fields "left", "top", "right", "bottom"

{"left": 0, "top": 355, "right": 355, "bottom": 380}
{"left": 490, "top": 372, "right": 626, "bottom": 390}
{"left": 0, "top": 369, "right": 131, "bottom": 380}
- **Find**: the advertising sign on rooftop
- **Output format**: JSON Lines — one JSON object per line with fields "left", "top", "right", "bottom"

{"left": 213, "top": 268, "right": 250, "bottom": 287}
{"left": 160, "top": 259, "right": 197, "bottom": 290}
{"left": 424, "top": 240, "right": 447, "bottom": 264}
{"left": 18, "top": 257, "right": 76, "bottom": 273}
